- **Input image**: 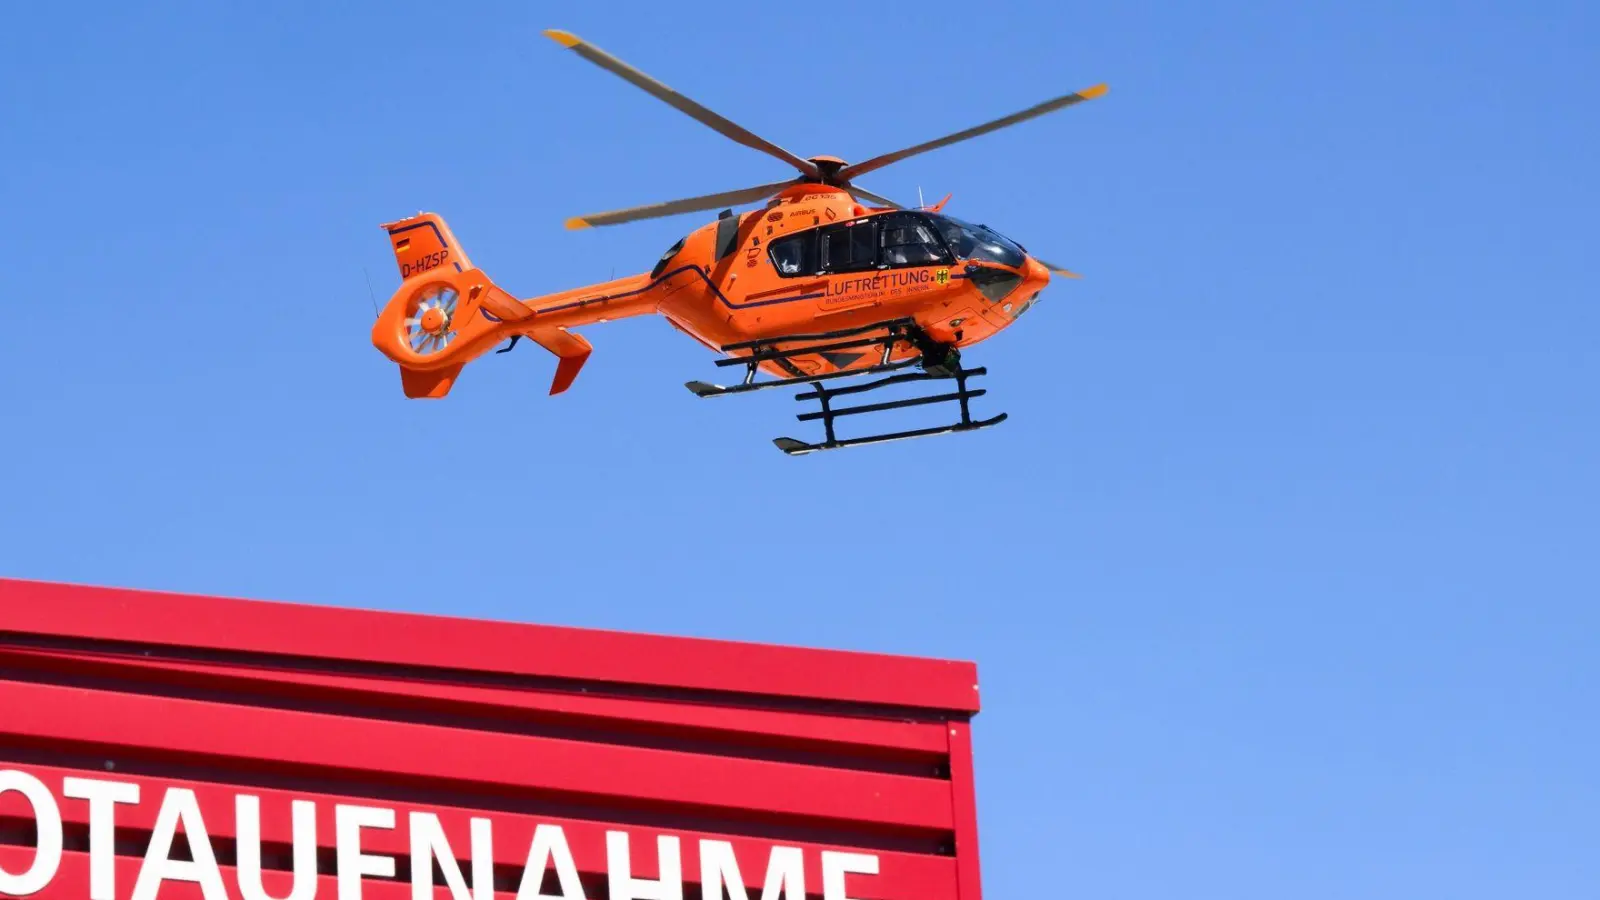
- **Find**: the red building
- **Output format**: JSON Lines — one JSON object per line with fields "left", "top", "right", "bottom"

{"left": 0, "top": 579, "right": 984, "bottom": 900}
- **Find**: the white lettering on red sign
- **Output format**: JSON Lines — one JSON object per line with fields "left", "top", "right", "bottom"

{"left": 0, "top": 771, "right": 882, "bottom": 900}
{"left": 61, "top": 777, "right": 139, "bottom": 900}
{"left": 0, "top": 771, "right": 61, "bottom": 897}
{"left": 518, "top": 824, "right": 584, "bottom": 900}
{"left": 236, "top": 795, "right": 317, "bottom": 900}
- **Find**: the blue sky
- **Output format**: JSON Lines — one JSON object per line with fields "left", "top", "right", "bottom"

{"left": 2, "top": 1, "right": 1597, "bottom": 897}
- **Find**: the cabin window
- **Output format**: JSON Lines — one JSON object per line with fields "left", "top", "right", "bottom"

{"left": 819, "top": 220, "right": 879, "bottom": 273}
{"left": 878, "top": 212, "right": 953, "bottom": 268}
{"left": 768, "top": 230, "right": 817, "bottom": 277}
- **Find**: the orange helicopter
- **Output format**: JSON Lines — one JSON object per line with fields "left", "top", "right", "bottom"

{"left": 370, "top": 28, "right": 1107, "bottom": 454}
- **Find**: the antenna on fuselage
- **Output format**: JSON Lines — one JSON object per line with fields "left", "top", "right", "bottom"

{"left": 362, "top": 267, "right": 379, "bottom": 319}
{"left": 918, "top": 186, "right": 925, "bottom": 209}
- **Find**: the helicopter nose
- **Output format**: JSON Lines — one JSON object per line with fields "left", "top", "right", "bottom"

{"left": 993, "top": 256, "right": 1050, "bottom": 322}
{"left": 1021, "top": 255, "right": 1050, "bottom": 296}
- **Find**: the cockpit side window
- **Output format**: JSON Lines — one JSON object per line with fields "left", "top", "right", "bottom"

{"left": 879, "top": 212, "right": 954, "bottom": 268}
{"left": 932, "top": 217, "right": 975, "bottom": 259}
{"left": 928, "top": 214, "right": 1025, "bottom": 268}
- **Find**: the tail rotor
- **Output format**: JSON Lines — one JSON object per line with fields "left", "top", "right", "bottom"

{"left": 405, "top": 284, "right": 460, "bottom": 356}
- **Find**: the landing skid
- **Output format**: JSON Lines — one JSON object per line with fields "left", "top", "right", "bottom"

{"left": 684, "top": 318, "right": 1008, "bottom": 454}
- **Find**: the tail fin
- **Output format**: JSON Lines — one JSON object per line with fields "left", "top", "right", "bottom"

{"left": 398, "top": 363, "right": 464, "bottom": 399}
{"left": 372, "top": 213, "right": 592, "bottom": 398}
{"left": 383, "top": 212, "right": 471, "bottom": 281}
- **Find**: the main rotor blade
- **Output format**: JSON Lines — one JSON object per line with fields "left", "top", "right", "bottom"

{"left": 837, "top": 84, "right": 1108, "bottom": 182}
{"left": 565, "top": 179, "right": 799, "bottom": 230}
{"left": 545, "top": 29, "right": 820, "bottom": 180}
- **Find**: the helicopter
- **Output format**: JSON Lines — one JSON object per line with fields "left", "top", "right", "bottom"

{"left": 369, "top": 28, "right": 1107, "bottom": 455}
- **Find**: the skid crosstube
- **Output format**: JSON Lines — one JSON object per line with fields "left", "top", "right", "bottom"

{"left": 683, "top": 317, "right": 1007, "bottom": 454}
{"left": 773, "top": 365, "right": 1006, "bottom": 455}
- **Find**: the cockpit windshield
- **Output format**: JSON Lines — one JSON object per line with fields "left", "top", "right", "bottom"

{"left": 926, "top": 214, "right": 1027, "bottom": 269}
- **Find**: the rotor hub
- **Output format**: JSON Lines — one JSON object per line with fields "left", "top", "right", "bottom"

{"left": 405, "top": 285, "right": 460, "bottom": 356}
{"left": 805, "top": 155, "right": 850, "bottom": 186}
{"left": 419, "top": 306, "right": 449, "bottom": 333}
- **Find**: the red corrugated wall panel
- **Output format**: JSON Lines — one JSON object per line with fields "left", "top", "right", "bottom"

{"left": 0, "top": 578, "right": 984, "bottom": 900}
